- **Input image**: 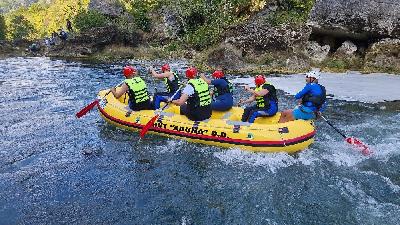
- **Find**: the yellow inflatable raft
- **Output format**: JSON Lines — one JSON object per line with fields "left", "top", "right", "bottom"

{"left": 96, "top": 89, "right": 316, "bottom": 153}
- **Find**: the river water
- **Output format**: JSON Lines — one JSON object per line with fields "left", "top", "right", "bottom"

{"left": 0, "top": 57, "right": 399, "bottom": 224}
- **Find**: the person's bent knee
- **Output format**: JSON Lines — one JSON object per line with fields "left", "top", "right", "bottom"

{"left": 278, "top": 109, "right": 294, "bottom": 123}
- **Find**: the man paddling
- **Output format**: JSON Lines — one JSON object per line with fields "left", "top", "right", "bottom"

{"left": 171, "top": 67, "right": 212, "bottom": 121}
{"left": 278, "top": 69, "right": 326, "bottom": 123}
{"left": 238, "top": 75, "right": 278, "bottom": 123}
{"left": 149, "top": 63, "right": 182, "bottom": 109}
{"left": 200, "top": 70, "right": 233, "bottom": 111}
{"left": 110, "top": 65, "right": 152, "bottom": 111}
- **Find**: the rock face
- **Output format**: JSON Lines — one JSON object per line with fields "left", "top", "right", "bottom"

{"left": 304, "top": 41, "right": 330, "bottom": 62}
{"left": 334, "top": 41, "right": 357, "bottom": 58}
{"left": 206, "top": 44, "right": 244, "bottom": 70}
{"left": 308, "top": 0, "right": 400, "bottom": 39}
{"left": 163, "top": 10, "right": 184, "bottom": 39}
{"left": 88, "top": 0, "right": 124, "bottom": 18}
{"left": 225, "top": 4, "right": 312, "bottom": 55}
{"left": 364, "top": 39, "right": 400, "bottom": 72}
{"left": 226, "top": 21, "right": 312, "bottom": 55}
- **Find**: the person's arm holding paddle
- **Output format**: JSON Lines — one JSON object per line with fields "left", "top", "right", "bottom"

{"left": 149, "top": 66, "right": 172, "bottom": 79}
{"left": 171, "top": 94, "right": 189, "bottom": 106}
{"left": 110, "top": 84, "right": 128, "bottom": 99}
{"left": 238, "top": 85, "right": 267, "bottom": 106}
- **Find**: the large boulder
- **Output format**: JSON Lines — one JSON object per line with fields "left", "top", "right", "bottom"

{"left": 308, "top": 0, "right": 400, "bottom": 39}
{"left": 364, "top": 39, "right": 400, "bottom": 72}
{"left": 88, "top": 0, "right": 124, "bottom": 18}
{"left": 334, "top": 41, "right": 357, "bottom": 58}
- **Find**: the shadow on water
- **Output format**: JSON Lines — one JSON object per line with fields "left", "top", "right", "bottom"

{"left": 0, "top": 57, "right": 399, "bottom": 224}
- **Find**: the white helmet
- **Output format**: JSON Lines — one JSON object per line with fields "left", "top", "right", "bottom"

{"left": 305, "top": 70, "right": 321, "bottom": 79}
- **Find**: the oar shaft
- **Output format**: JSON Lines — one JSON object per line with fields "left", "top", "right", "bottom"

{"left": 140, "top": 88, "right": 182, "bottom": 138}
{"left": 159, "top": 88, "right": 182, "bottom": 111}
{"left": 321, "top": 115, "right": 347, "bottom": 139}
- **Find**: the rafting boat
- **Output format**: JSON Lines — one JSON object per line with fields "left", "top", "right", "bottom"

{"left": 96, "top": 89, "right": 316, "bottom": 153}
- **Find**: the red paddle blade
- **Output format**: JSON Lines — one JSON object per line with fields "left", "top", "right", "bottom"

{"left": 139, "top": 115, "right": 159, "bottom": 138}
{"left": 76, "top": 100, "right": 99, "bottom": 118}
{"left": 346, "top": 137, "right": 372, "bottom": 156}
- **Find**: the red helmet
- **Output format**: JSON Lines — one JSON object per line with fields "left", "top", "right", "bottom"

{"left": 185, "top": 67, "right": 198, "bottom": 79}
{"left": 254, "top": 75, "right": 265, "bottom": 86}
{"left": 212, "top": 70, "right": 224, "bottom": 79}
{"left": 123, "top": 66, "right": 136, "bottom": 77}
{"left": 161, "top": 63, "right": 170, "bottom": 72}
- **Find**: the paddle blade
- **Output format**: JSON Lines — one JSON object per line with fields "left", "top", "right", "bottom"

{"left": 346, "top": 137, "right": 372, "bottom": 156}
{"left": 76, "top": 100, "right": 99, "bottom": 118}
{"left": 140, "top": 115, "right": 159, "bottom": 138}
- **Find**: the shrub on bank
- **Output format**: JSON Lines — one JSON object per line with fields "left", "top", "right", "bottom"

{"left": 74, "top": 10, "right": 109, "bottom": 32}
{"left": 8, "top": 15, "right": 35, "bottom": 41}
{"left": 267, "top": 0, "right": 315, "bottom": 26}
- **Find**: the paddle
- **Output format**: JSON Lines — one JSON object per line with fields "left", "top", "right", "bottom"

{"left": 139, "top": 88, "right": 181, "bottom": 138}
{"left": 320, "top": 115, "right": 371, "bottom": 155}
{"left": 76, "top": 81, "right": 123, "bottom": 118}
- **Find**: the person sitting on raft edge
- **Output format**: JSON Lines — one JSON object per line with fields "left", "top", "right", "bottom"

{"left": 110, "top": 65, "right": 152, "bottom": 111}
{"left": 278, "top": 69, "right": 327, "bottom": 123}
{"left": 149, "top": 63, "right": 182, "bottom": 110}
{"left": 238, "top": 75, "right": 278, "bottom": 123}
{"left": 171, "top": 67, "right": 212, "bottom": 121}
{"left": 200, "top": 70, "right": 234, "bottom": 111}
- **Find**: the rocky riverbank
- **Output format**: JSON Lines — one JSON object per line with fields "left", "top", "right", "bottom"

{"left": 2, "top": 0, "right": 400, "bottom": 75}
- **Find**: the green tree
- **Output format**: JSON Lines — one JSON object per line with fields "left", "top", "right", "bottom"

{"left": 0, "top": 14, "right": 6, "bottom": 40}
{"left": 74, "top": 10, "right": 109, "bottom": 31}
{"left": 8, "top": 15, "right": 35, "bottom": 41}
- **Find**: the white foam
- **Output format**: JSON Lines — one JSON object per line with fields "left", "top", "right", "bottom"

{"left": 213, "top": 148, "right": 319, "bottom": 172}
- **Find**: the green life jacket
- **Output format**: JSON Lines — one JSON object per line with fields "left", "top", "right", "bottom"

{"left": 255, "top": 82, "right": 278, "bottom": 108}
{"left": 213, "top": 77, "right": 233, "bottom": 97}
{"left": 163, "top": 71, "right": 181, "bottom": 93}
{"left": 187, "top": 78, "right": 211, "bottom": 108}
{"left": 125, "top": 77, "right": 149, "bottom": 104}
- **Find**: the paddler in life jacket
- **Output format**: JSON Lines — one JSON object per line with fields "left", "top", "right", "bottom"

{"left": 110, "top": 65, "right": 152, "bottom": 111}
{"left": 238, "top": 75, "right": 278, "bottom": 123}
{"left": 278, "top": 69, "right": 327, "bottom": 123}
{"left": 171, "top": 67, "right": 212, "bottom": 121}
{"left": 200, "top": 70, "right": 233, "bottom": 111}
{"left": 149, "top": 63, "right": 182, "bottom": 109}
